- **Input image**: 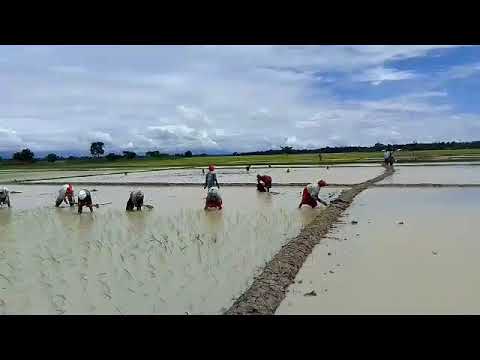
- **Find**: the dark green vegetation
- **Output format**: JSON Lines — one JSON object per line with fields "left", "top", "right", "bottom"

{"left": 1, "top": 148, "right": 480, "bottom": 171}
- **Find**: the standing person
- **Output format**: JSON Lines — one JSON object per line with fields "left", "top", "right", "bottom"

{"left": 77, "top": 189, "right": 94, "bottom": 214}
{"left": 204, "top": 165, "right": 220, "bottom": 190}
{"left": 0, "top": 187, "right": 10, "bottom": 208}
{"left": 383, "top": 149, "right": 391, "bottom": 167}
{"left": 246, "top": 164, "right": 251, "bottom": 172}
{"left": 298, "top": 180, "right": 328, "bottom": 208}
{"left": 204, "top": 186, "right": 223, "bottom": 210}
{"left": 257, "top": 174, "right": 272, "bottom": 192}
{"left": 55, "top": 184, "right": 75, "bottom": 207}
{"left": 202, "top": 168, "right": 205, "bottom": 175}
{"left": 388, "top": 148, "right": 395, "bottom": 167}
{"left": 126, "top": 190, "right": 144, "bottom": 211}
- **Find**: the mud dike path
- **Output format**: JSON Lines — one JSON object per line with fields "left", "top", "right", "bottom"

{"left": 225, "top": 167, "right": 395, "bottom": 315}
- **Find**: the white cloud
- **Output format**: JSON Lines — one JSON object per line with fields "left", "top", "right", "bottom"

{"left": 353, "top": 66, "right": 418, "bottom": 85}
{"left": 0, "top": 128, "right": 23, "bottom": 151}
{"left": 86, "top": 131, "right": 112, "bottom": 144}
{"left": 444, "top": 62, "right": 480, "bottom": 79}
{"left": 0, "top": 45, "right": 477, "bottom": 154}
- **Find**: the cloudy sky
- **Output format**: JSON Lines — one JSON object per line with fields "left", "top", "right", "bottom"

{"left": 1, "top": 45, "right": 480, "bottom": 157}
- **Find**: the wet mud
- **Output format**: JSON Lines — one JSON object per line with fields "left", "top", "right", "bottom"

{"left": 225, "top": 167, "right": 394, "bottom": 315}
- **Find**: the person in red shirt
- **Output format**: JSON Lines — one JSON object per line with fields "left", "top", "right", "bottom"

{"left": 257, "top": 174, "right": 272, "bottom": 192}
{"left": 298, "top": 180, "right": 328, "bottom": 208}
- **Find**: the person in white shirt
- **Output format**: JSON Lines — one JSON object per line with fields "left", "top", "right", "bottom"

{"left": 0, "top": 187, "right": 10, "bottom": 208}
{"left": 298, "top": 180, "right": 328, "bottom": 208}
{"left": 383, "top": 150, "right": 391, "bottom": 166}
{"left": 204, "top": 186, "right": 223, "bottom": 210}
{"left": 55, "top": 184, "right": 75, "bottom": 207}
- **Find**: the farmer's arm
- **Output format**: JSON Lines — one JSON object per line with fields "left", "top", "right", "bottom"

{"left": 317, "top": 197, "right": 328, "bottom": 206}
{"left": 214, "top": 174, "right": 220, "bottom": 188}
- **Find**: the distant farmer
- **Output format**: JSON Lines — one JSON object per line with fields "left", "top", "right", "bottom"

{"left": 388, "top": 149, "right": 395, "bottom": 167}
{"left": 202, "top": 168, "right": 205, "bottom": 175}
{"left": 0, "top": 187, "right": 10, "bottom": 208}
{"left": 257, "top": 174, "right": 272, "bottom": 192}
{"left": 55, "top": 184, "right": 75, "bottom": 207}
{"left": 204, "top": 186, "right": 223, "bottom": 210}
{"left": 126, "top": 190, "right": 144, "bottom": 211}
{"left": 78, "top": 189, "right": 94, "bottom": 214}
{"left": 204, "top": 165, "right": 220, "bottom": 190}
{"left": 383, "top": 149, "right": 391, "bottom": 167}
{"left": 298, "top": 180, "right": 328, "bottom": 209}
{"left": 246, "top": 165, "right": 251, "bottom": 172}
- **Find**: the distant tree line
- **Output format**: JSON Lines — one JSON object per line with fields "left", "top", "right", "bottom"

{"left": 236, "top": 141, "right": 480, "bottom": 156}
{"left": 4, "top": 140, "right": 480, "bottom": 164}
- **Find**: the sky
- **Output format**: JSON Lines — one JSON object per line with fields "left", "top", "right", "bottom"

{"left": 1, "top": 45, "right": 480, "bottom": 157}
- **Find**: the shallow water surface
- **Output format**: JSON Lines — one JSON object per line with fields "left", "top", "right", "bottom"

{"left": 37, "top": 167, "right": 383, "bottom": 185}
{"left": 379, "top": 165, "right": 480, "bottom": 184}
{"left": 0, "top": 186, "right": 344, "bottom": 314}
{"left": 277, "top": 187, "right": 480, "bottom": 314}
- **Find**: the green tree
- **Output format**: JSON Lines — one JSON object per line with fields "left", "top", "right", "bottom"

{"left": 146, "top": 151, "right": 160, "bottom": 157}
{"left": 90, "top": 142, "right": 105, "bottom": 158}
{"left": 123, "top": 151, "right": 137, "bottom": 159}
{"left": 106, "top": 153, "right": 122, "bottom": 161}
{"left": 184, "top": 150, "right": 193, "bottom": 157}
{"left": 46, "top": 153, "right": 59, "bottom": 162}
{"left": 281, "top": 146, "right": 293, "bottom": 154}
{"left": 13, "top": 148, "right": 35, "bottom": 162}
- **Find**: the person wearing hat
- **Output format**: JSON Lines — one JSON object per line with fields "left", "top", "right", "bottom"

{"left": 204, "top": 186, "right": 223, "bottom": 210}
{"left": 55, "top": 184, "right": 75, "bottom": 207}
{"left": 126, "top": 190, "right": 144, "bottom": 211}
{"left": 77, "top": 189, "right": 94, "bottom": 214}
{"left": 257, "top": 174, "right": 272, "bottom": 192}
{"left": 298, "top": 180, "right": 328, "bottom": 208}
{"left": 0, "top": 187, "right": 10, "bottom": 208}
{"left": 204, "top": 165, "right": 220, "bottom": 190}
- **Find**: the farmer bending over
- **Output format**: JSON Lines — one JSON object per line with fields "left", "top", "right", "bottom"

{"left": 0, "top": 187, "right": 10, "bottom": 208}
{"left": 78, "top": 189, "right": 94, "bottom": 214}
{"left": 126, "top": 190, "right": 144, "bottom": 211}
{"left": 56, "top": 184, "right": 75, "bottom": 207}
{"left": 204, "top": 186, "right": 223, "bottom": 210}
{"left": 257, "top": 174, "right": 272, "bottom": 192}
{"left": 204, "top": 165, "right": 220, "bottom": 189}
{"left": 298, "top": 180, "right": 328, "bottom": 208}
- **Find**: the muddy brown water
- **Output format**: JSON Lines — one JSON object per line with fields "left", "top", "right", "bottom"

{"left": 0, "top": 185, "right": 344, "bottom": 314}
{"left": 277, "top": 187, "right": 480, "bottom": 314}
{"left": 379, "top": 165, "right": 480, "bottom": 184}
{"left": 0, "top": 170, "right": 125, "bottom": 183}
{"left": 35, "top": 167, "right": 383, "bottom": 185}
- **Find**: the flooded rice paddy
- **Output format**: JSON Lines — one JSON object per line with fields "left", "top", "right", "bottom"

{"left": 277, "top": 187, "right": 480, "bottom": 314}
{"left": 379, "top": 165, "right": 480, "bottom": 184}
{"left": 0, "top": 185, "right": 344, "bottom": 314}
{"left": 35, "top": 166, "right": 383, "bottom": 185}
